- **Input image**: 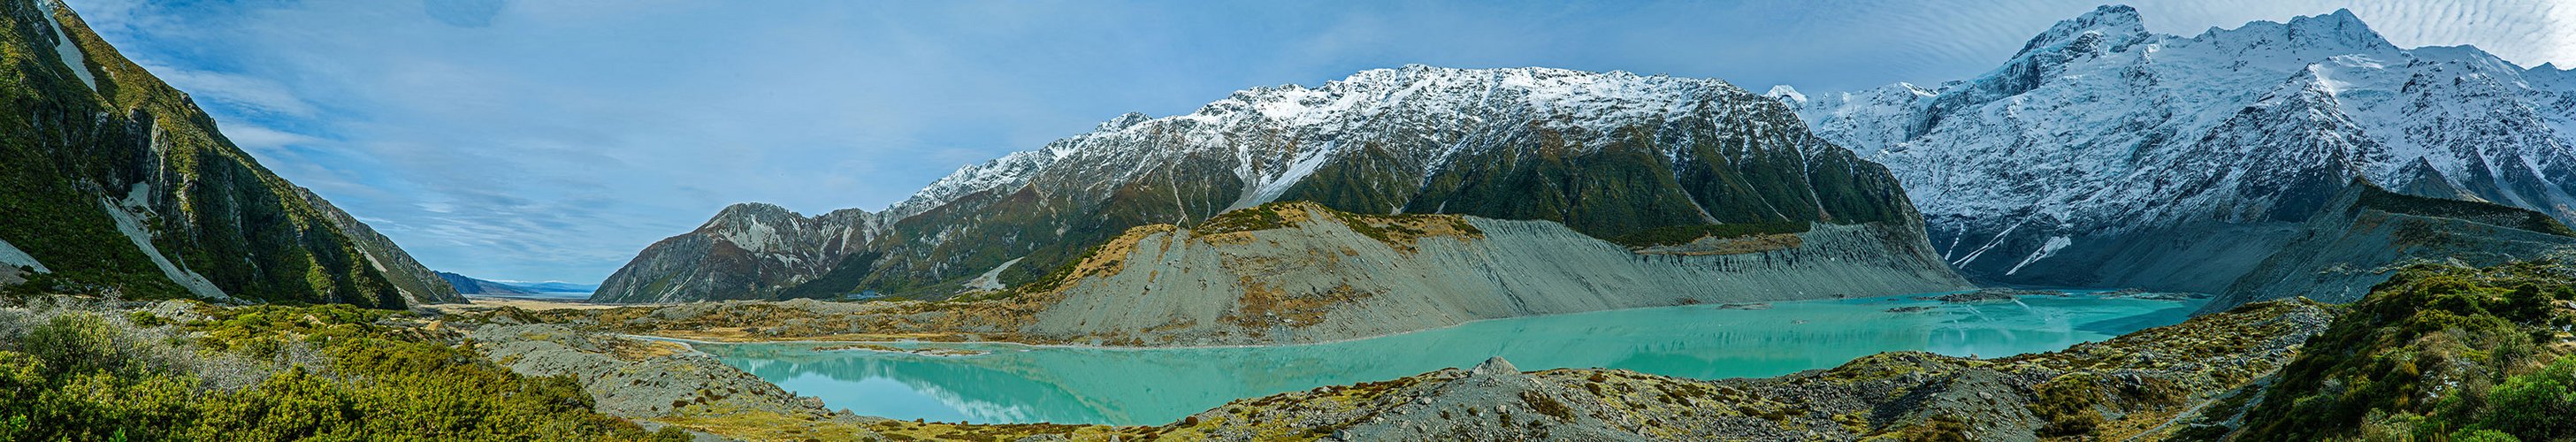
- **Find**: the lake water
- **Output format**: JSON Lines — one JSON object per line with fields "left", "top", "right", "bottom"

{"left": 692, "top": 292, "right": 2202, "bottom": 426}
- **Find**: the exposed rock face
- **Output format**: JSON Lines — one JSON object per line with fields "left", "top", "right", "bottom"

{"left": 592, "top": 202, "right": 881, "bottom": 303}
{"left": 0, "top": 0, "right": 450, "bottom": 308}
{"left": 1774, "top": 6, "right": 2576, "bottom": 295}
{"left": 2204, "top": 181, "right": 2576, "bottom": 312}
{"left": 604, "top": 65, "right": 1937, "bottom": 303}
{"left": 1018, "top": 202, "right": 1968, "bottom": 345}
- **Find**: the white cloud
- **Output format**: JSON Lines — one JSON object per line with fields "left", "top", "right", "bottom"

{"left": 217, "top": 124, "right": 322, "bottom": 151}
{"left": 130, "top": 62, "right": 319, "bottom": 118}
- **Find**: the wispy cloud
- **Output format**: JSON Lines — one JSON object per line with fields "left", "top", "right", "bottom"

{"left": 132, "top": 62, "right": 319, "bottom": 118}
{"left": 57, "top": 0, "right": 2573, "bottom": 282}
{"left": 213, "top": 124, "right": 322, "bottom": 152}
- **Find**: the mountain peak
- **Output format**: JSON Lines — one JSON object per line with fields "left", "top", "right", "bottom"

{"left": 713, "top": 202, "right": 799, "bottom": 221}
{"left": 2286, "top": 8, "right": 2388, "bottom": 47}
{"left": 1765, "top": 85, "right": 1806, "bottom": 103}
{"left": 2192, "top": 7, "right": 2396, "bottom": 55}
{"left": 1095, "top": 111, "right": 1151, "bottom": 132}
{"left": 2018, "top": 4, "right": 2146, "bottom": 57}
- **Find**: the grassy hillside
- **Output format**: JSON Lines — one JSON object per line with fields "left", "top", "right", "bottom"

{"left": 2227, "top": 260, "right": 2576, "bottom": 441}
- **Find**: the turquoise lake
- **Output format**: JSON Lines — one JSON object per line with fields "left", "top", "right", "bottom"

{"left": 691, "top": 292, "right": 2203, "bottom": 426}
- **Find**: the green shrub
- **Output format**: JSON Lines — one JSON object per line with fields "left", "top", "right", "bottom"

{"left": 2452, "top": 429, "right": 2524, "bottom": 442}
{"left": 2472, "top": 354, "right": 2576, "bottom": 440}
{"left": 0, "top": 302, "right": 682, "bottom": 441}
{"left": 2031, "top": 373, "right": 2106, "bottom": 437}
{"left": 1519, "top": 391, "right": 1574, "bottom": 420}
{"left": 2237, "top": 262, "right": 2576, "bottom": 440}
{"left": 21, "top": 312, "right": 168, "bottom": 377}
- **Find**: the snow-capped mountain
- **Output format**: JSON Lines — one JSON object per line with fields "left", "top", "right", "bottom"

{"left": 593, "top": 202, "right": 879, "bottom": 303}
{"left": 1772, "top": 6, "right": 2576, "bottom": 291}
{"left": 597, "top": 65, "right": 1943, "bottom": 302}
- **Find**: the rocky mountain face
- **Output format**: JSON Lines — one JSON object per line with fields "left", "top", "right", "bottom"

{"left": 1012, "top": 202, "right": 1962, "bottom": 345}
{"left": 2202, "top": 180, "right": 2574, "bottom": 312}
{"left": 0, "top": 0, "right": 456, "bottom": 307}
{"left": 592, "top": 202, "right": 880, "bottom": 303}
{"left": 1773, "top": 6, "right": 2576, "bottom": 293}
{"left": 569, "top": 207, "right": 1965, "bottom": 346}
{"left": 598, "top": 65, "right": 1937, "bottom": 303}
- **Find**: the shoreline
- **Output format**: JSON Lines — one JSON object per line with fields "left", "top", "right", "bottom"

{"left": 631, "top": 290, "right": 2204, "bottom": 352}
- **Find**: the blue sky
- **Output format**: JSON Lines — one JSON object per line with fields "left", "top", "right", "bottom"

{"left": 58, "top": 0, "right": 2576, "bottom": 283}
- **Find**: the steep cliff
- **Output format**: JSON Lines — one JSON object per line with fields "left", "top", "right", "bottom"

{"left": 0, "top": 0, "right": 455, "bottom": 307}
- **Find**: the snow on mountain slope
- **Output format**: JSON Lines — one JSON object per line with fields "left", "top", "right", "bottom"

{"left": 897, "top": 65, "right": 1823, "bottom": 217}
{"left": 602, "top": 65, "right": 1942, "bottom": 302}
{"left": 1774, "top": 5, "right": 2576, "bottom": 291}
{"left": 592, "top": 202, "right": 882, "bottom": 303}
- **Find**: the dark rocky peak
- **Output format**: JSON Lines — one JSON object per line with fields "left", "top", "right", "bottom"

{"left": 703, "top": 202, "right": 803, "bottom": 228}
{"left": 816, "top": 207, "right": 876, "bottom": 222}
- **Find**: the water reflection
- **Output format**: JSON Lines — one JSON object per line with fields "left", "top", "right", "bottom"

{"left": 695, "top": 293, "right": 2203, "bottom": 426}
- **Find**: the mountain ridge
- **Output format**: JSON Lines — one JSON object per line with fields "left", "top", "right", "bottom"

{"left": 436, "top": 271, "right": 535, "bottom": 296}
{"left": 598, "top": 65, "right": 1943, "bottom": 304}
{"left": 0, "top": 0, "right": 459, "bottom": 307}
{"left": 1771, "top": 5, "right": 2576, "bottom": 296}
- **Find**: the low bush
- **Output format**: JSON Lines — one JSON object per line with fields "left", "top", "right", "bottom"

{"left": 0, "top": 300, "right": 687, "bottom": 441}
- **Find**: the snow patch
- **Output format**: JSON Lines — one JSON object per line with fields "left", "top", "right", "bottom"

{"left": 0, "top": 238, "right": 49, "bottom": 273}
{"left": 1765, "top": 85, "right": 1806, "bottom": 103}
{"left": 1950, "top": 224, "right": 2022, "bottom": 267}
{"left": 39, "top": 3, "right": 96, "bottom": 91}
{"left": 2005, "top": 236, "right": 2072, "bottom": 276}
{"left": 99, "top": 185, "right": 228, "bottom": 301}
{"left": 962, "top": 257, "right": 1023, "bottom": 291}
{"left": 1231, "top": 141, "right": 1336, "bottom": 210}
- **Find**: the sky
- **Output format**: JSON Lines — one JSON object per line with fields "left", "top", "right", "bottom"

{"left": 57, "top": 0, "right": 2576, "bottom": 283}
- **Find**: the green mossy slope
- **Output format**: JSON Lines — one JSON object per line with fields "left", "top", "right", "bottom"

{"left": 0, "top": 1, "right": 453, "bottom": 307}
